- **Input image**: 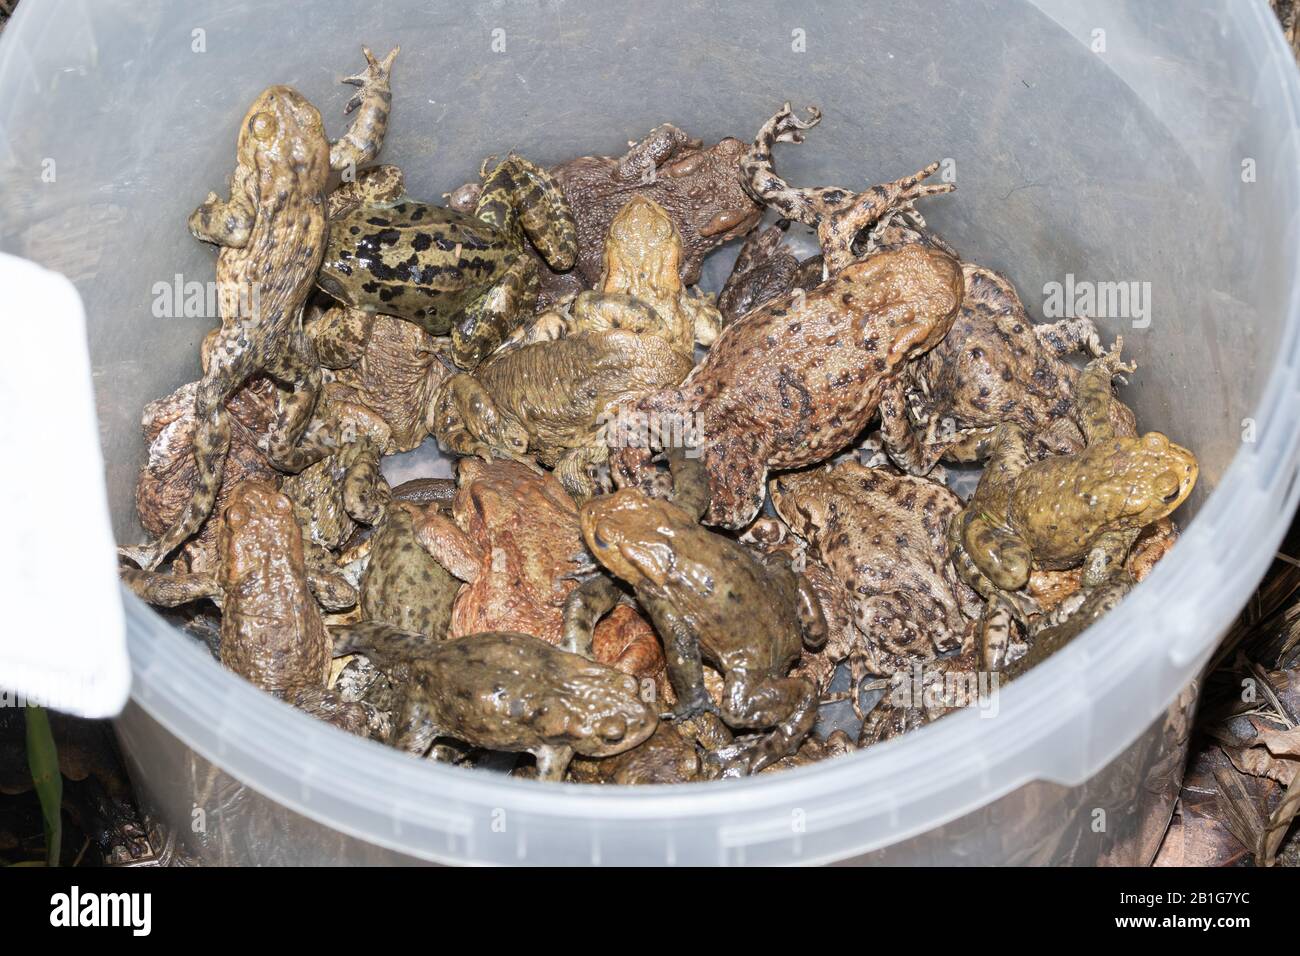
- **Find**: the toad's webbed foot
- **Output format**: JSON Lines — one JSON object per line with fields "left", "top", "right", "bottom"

{"left": 329, "top": 46, "right": 400, "bottom": 172}
{"left": 820, "top": 162, "right": 955, "bottom": 274}
{"left": 740, "top": 104, "right": 829, "bottom": 221}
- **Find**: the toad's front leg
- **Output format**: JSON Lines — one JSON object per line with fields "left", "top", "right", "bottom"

{"left": 643, "top": 593, "right": 717, "bottom": 721}
{"left": 1082, "top": 528, "right": 1141, "bottom": 588}
{"left": 188, "top": 178, "right": 256, "bottom": 248}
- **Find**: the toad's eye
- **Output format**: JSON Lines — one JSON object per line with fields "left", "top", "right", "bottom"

{"left": 250, "top": 111, "right": 277, "bottom": 141}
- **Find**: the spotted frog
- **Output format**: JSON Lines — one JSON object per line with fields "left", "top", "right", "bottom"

{"left": 331, "top": 628, "right": 656, "bottom": 780}
{"left": 566, "top": 459, "right": 827, "bottom": 776}
{"left": 318, "top": 157, "right": 577, "bottom": 369}
{"left": 123, "top": 482, "right": 374, "bottom": 735}
{"left": 143, "top": 49, "right": 398, "bottom": 569}
{"left": 950, "top": 342, "right": 1198, "bottom": 609}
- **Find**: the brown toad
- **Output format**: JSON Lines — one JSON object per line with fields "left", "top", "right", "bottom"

{"left": 566, "top": 722, "right": 703, "bottom": 785}
{"left": 415, "top": 458, "right": 664, "bottom": 682}
{"left": 429, "top": 327, "right": 693, "bottom": 501}
{"left": 717, "top": 223, "right": 823, "bottom": 325}
{"left": 309, "top": 304, "right": 453, "bottom": 454}
{"left": 613, "top": 243, "right": 964, "bottom": 528}
{"left": 134, "top": 375, "right": 281, "bottom": 575}
{"left": 553, "top": 195, "right": 723, "bottom": 355}
{"left": 881, "top": 265, "right": 1136, "bottom": 474}
{"left": 123, "top": 482, "right": 374, "bottom": 734}
{"left": 451, "top": 123, "right": 763, "bottom": 307}
{"left": 566, "top": 460, "right": 828, "bottom": 776}
{"left": 144, "top": 49, "right": 398, "bottom": 568}
{"left": 331, "top": 628, "right": 656, "bottom": 781}
{"left": 770, "top": 461, "right": 981, "bottom": 717}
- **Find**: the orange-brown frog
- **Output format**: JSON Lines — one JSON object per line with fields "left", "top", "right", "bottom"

{"left": 415, "top": 459, "right": 665, "bottom": 683}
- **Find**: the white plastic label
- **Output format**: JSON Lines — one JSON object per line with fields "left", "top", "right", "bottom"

{"left": 0, "top": 252, "right": 130, "bottom": 717}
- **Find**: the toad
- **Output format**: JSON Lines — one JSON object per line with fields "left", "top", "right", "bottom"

{"left": 308, "top": 300, "right": 453, "bottom": 454}
{"left": 560, "top": 195, "right": 723, "bottom": 355}
{"left": 144, "top": 48, "right": 398, "bottom": 568}
{"left": 428, "top": 327, "right": 693, "bottom": 501}
{"left": 565, "top": 455, "right": 828, "bottom": 776}
{"left": 123, "top": 482, "right": 374, "bottom": 735}
{"left": 415, "top": 458, "right": 664, "bottom": 682}
{"left": 330, "top": 628, "right": 657, "bottom": 780}
{"left": 949, "top": 342, "right": 1198, "bottom": 624}
{"left": 770, "top": 460, "right": 981, "bottom": 718}
{"left": 881, "top": 265, "right": 1136, "bottom": 474}
{"left": 613, "top": 241, "right": 964, "bottom": 528}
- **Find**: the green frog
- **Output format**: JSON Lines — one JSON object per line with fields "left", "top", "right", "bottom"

{"left": 144, "top": 48, "right": 398, "bottom": 569}
{"left": 317, "top": 156, "right": 578, "bottom": 369}
{"left": 123, "top": 482, "right": 374, "bottom": 735}
{"left": 564, "top": 455, "right": 827, "bottom": 776}
{"left": 331, "top": 628, "right": 657, "bottom": 780}
{"left": 949, "top": 341, "right": 1198, "bottom": 618}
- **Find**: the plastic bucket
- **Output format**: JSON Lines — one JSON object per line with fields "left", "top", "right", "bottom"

{"left": 3, "top": 0, "right": 1299, "bottom": 864}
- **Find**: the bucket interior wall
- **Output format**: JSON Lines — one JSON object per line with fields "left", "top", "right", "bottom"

{"left": 2, "top": 0, "right": 1299, "bottom": 865}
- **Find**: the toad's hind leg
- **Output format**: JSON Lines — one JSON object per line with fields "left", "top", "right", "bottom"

{"left": 287, "top": 686, "right": 376, "bottom": 738}
{"left": 561, "top": 575, "right": 623, "bottom": 659}
{"left": 453, "top": 254, "right": 540, "bottom": 368}
{"left": 818, "top": 163, "right": 955, "bottom": 275}
{"left": 714, "top": 673, "right": 817, "bottom": 775}
{"left": 476, "top": 156, "right": 577, "bottom": 271}
{"left": 262, "top": 326, "right": 333, "bottom": 473}
{"left": 146, "top": 323, "right": 264, "bottom": 568}
{"left": 698, "top": 437, "right": 767, "bottom": 529}
{"left": 328, "top": 46, "right": 400, "bottom": 173}
{"left": 739, "top": 103, "right": 833, "bottom": 222}
{"left": 120, "top": 568, "right": 221, "bottom": 606}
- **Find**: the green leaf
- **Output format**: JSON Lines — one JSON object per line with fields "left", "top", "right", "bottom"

{"left": 24, "top": 706, "right": 61, "bottom": 866}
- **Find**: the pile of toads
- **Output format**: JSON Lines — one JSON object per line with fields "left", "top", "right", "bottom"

{"left": 120, "top": 49, "right": 1199, "bottom": 783}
